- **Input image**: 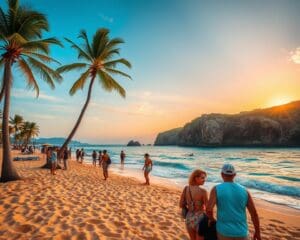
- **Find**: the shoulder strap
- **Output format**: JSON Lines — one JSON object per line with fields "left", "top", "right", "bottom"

{"left": 188, "top": 186, "right": 193, "bottom": 202}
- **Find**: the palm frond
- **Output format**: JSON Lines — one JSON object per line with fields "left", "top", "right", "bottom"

{"left": 0, "top": 7, "right": 9, "bottom": 36}
{"left": 64, "top": 38, "right": 92, "bottom": 61}
{"left": 22, "top": 51, "right": 61, "bottom": 64}
{"left": 57, "top": 62, "right": 88, "bottom": 73}
{"left": 17, "top": 10, "right": 48, "bottom": 39}
{"left": 105, "top": 68, "right": 131, "bottom": 79}
{"left": 98, "top": 70, "right": 126, "bottom": 98}
{"left": 92, "top": 28, "right": 109, "bottom": 58}
{"left": 69, "top": 69, "right": 90, "bottom": 95}
{"left": 22, "top": 38, "right": 62, "bottom": 54}
{"left": 18, "top": 57, "right": 39, "bottom": 97}
{"left": 78, "top": 30, "right": 93, "bottom": 57}
{"left": 104, "top": 58, "right": 132, "bottom": 69}
{"left": 101, "top": 48, "right": 120, "bottom": 61}
{"left": 27, "top": 56, "right": 62, "bottom": 82}
{"left": 7, "top": 32, "right": 27, "bottom": 44}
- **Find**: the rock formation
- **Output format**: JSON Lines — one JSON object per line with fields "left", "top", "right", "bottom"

{"left": 154, "top": 101, "right": 300, "bottom": 147}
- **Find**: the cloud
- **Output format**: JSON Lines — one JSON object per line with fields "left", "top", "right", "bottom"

{"left": 11, "top": 88, "right": 64, "bottom": 102}
{"left": 290, "top": 47, "right": 300, "bottom": 64}
{"left": 98, "top": 13, "right": 114, "bottom": 23}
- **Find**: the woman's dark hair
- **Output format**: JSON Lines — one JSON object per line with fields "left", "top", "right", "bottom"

{"left": 103, "top": 150, "right": 107, "bottom": 154}
{"left": 144, "top": 153, "right": 149, "bottom": 157}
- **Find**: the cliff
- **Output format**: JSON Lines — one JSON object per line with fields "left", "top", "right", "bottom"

{"left": 154, "top": 101, "right": 300, "bottom": 147}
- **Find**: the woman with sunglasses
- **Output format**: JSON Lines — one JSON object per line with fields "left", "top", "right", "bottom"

{"left": 180, "top": 169, "right": 208, "bottom": 240}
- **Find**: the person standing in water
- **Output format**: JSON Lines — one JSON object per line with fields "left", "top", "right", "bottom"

{"left": 142, "top": 153, "right": 153, "bottom": 185}
{"left": 120, "top": 150, "right": 126, "bottom": 164}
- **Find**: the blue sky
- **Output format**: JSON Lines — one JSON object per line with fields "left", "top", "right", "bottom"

{"left": 1, "top": 0, "right": 300, "bottom": 144}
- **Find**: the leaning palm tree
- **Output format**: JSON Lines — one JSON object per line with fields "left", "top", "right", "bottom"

{"left": 20, "top": 121, "right": 39, "bottom": 146}
{"left": 0, "top": 0, "right": 62, "bottom": 182}
{"left": 9, "top": 114, "right": 24, "bottom": 144}
{"left": 57, "top": 28, "right": 131, "bottom": 157}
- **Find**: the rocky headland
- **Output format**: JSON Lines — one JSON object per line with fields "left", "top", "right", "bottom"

{"left": 154, "top": 101, "right": 300, "bottom": 147}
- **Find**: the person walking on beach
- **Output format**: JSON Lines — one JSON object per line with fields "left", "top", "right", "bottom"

{"left": 120, "top": 150, "right": 126, "bottom": 164}
{"left": 49, "top": 147, "right": 57, "bottom": 175}
{"left": 179, "top": 169, "right": 208, "bottom": 240}
{"left": 98, "top": 150, "right": 102, "bottom": 166}
{"left": 92, "top": 150, "right": 97, "bottom": 166}
{"left": 206, "top": 163, "right": 261, "bottom": 240}
{"left": 142, "top": 153, "right": 153, "bottom": 185}
{"left": 63, "top": 148, "right": 69, "bottom": 170}
{"left": 102, "top": 150, "right": 111, "bottom": 180}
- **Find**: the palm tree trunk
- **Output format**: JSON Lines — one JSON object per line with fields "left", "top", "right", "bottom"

{"left": 1, "top": 60, "right": 21, "bottom": 182}
{"left": 56, "top": 75, "right": 96, "bottom": 163}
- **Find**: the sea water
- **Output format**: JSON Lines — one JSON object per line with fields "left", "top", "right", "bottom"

{"left": 71, "top": 145, "right": 300, "bottom": 209}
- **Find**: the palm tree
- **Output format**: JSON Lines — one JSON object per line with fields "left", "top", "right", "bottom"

{"left": 9, "top": 114, "right": 24, "bottom": 145}
{"left": 57, "top": 28, "right": 131, "bottom": 157}
{"left": 0, "top": 0, "right": 62, "bottom": 182}
{"left": 20, "top": 121, "right": 39, "bottom": 146}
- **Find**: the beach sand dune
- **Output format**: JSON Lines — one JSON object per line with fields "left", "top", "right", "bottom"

{"left": 0, "top": 151, "right": 299, "bottom": 239}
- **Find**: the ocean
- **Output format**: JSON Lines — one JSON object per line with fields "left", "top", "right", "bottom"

{"left": 70, "top": 145, "right": 300, "bottom": 209}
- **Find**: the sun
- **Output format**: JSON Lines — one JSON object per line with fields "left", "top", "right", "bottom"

{"left": 266, "top": 96, "right": 293, "bottom": 107}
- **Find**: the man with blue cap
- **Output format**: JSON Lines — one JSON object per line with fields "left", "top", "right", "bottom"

{"left": 206, "top": 163, "right": 261, "bottom": 240}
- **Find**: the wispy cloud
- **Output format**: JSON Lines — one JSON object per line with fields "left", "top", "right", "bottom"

{"left": 11, "top": 88, "right": 64, "bottom": 102}
{"left": 98, "top": 13, "right": 114, "bottom": 23}
{"left": 290, "top": 47, "right": 300, "bottom": 64}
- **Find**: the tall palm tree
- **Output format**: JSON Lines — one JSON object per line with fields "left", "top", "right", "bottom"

{"left": 57, "top": 28, "right": 131, "bottom": 157}
{"left": 9, "top": 114, "right": 23, "bottom": 144}
{"left": 20, "top": 121, "right": 39, "bottom": 146}
{"left": 0, "top": 0, "right": 62, "bottom": 182}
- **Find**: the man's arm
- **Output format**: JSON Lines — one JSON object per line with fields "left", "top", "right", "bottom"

{"left": 206, "top": 186, "right": 217, "bottom": 221}
{"left": 246, "top": 191, "right": 261, "bottom": 240}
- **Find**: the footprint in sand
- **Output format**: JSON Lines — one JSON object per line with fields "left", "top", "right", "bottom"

{"left": 87, "top": 218, "right": 102, "bottom": 224}
{"left": 14, "top": 224, "right": 34, "bottom": 233}
{"left": 61, "top": 210, "right": 70, "bottom": 216}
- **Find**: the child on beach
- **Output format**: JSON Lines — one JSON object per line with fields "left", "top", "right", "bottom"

{"left": 142, "top": 153, "right": 153, "bottom": 185}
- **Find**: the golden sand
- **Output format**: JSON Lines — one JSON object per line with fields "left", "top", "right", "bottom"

{"left": 0, "top": 151, "right": 299, "bottom": 240}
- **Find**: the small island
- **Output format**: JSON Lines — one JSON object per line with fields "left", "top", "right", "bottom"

{"left": 127, "top": 140, "right": 142, "bottom": 146}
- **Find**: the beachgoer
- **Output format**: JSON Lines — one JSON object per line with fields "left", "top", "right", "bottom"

{"left": 206, "top": 163, "right": 261, "bottom": 240}
{"left": 80, "top": 148, "right": 85, "bottom": 163}
{"left": 98, "top": 151, "right": 102, "bottom": 166}
{"left": 92, "top": 150, "right": 97, "bottom": 166}
{"left": 120, "top": 150, "right": 126, "bottom": 164}
{"left": 49, "top": 147, "right": 57, "bottom": 175}
{"left": 63, "top": 148, "right": 68, "bottom": 170}
{"left": 102, "top": 150, "right": 111, "bottom": 180}
{"left": 76, "top": 149, "right": 80, "bottom": 162}
{"left": 179, "top": 169, "right": 208, "bottom": 240}
{"left": 142, "top": 153, "right": 153, "bottom": 185}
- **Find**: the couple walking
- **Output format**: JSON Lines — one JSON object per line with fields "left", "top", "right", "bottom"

{"left": 180, "top": 163, "right": 261, "bottom": 240}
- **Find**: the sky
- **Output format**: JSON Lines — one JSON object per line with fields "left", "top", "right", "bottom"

{"left": 1, "top": 0, "right": 300, "bottom": 144}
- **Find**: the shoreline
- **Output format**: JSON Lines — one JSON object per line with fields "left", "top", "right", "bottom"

{"left": 109, "top": 163, "right": 300, "bottom": 215}
{"left": 0, "top": 150, "right": 299, "bottom": 239}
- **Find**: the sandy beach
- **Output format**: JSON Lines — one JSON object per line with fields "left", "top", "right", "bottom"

{"left": 0, "top": 150, "right": 299, "bottom": 240}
